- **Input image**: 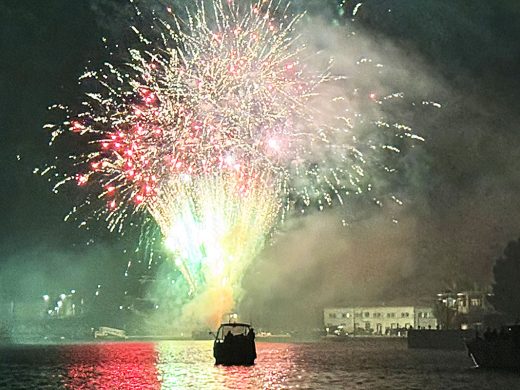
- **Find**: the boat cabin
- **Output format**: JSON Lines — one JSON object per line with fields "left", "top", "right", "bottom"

{"left": 213, "top": 322, "right": 256, "bottom": 365}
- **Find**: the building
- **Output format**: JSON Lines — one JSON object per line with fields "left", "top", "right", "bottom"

{"left": 324, "top": 306, "right": 437, "bottom": 335}
{"left": 436, "top": 290, "right": 493, "bottom": 329}
{"left": 454, "top": 291, "right": 492, "bottom": 314}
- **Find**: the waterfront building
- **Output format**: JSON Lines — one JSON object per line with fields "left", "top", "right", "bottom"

{"left": 323, "top": 306, "right": 437, "bottom": 335}
{"left": 436, "top": 289, "right": 494, "bottom": 329}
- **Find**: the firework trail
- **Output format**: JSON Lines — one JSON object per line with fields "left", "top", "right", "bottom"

{"left": 45, "top": 0, "right": 427, "bottom": 324}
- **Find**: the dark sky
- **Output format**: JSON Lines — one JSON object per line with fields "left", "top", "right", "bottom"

{"left": 1, "top": 0, "right": 520, "bottom": 324}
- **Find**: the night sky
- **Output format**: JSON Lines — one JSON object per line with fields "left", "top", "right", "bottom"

{"left": 1, "top": 0, "right": 520, "bottom": 326}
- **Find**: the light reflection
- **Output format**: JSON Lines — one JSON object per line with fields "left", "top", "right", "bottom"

{"left": 61, "top": 341, "right": 300, "bottom": 389}
{"left": 156, "top": 341, "right": 298, "bottom": 389}
{"left": 3, "top": 338, "right": 510, "bottom": 388}
{"left": 65, "top": 343, "right": 160, "bottom": 389}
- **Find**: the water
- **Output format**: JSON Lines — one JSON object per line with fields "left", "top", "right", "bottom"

{"left": 1, "top": 338, "right": 519, "bottom": 389}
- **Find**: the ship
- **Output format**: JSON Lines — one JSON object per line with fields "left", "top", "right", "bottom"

{"left": 465, "top": 325, "right": 520, "bottom": 369}
{"left": 213, "top": 322, "right": 256, "bottom": 365}
{"left": 408, "top": 329, "right": 475, "bottom": 350}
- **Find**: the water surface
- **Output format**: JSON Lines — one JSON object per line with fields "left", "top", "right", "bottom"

{"left": 1, "top": 338, "right": 519, "bottom": 389}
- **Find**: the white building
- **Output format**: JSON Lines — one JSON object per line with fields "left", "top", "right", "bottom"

{"left": 324, "top": 306, "right": 437, "bottom": 335}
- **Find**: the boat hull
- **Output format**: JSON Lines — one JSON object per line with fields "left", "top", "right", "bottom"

{"left": 466, "top": 338, "right": 520, "bottom": 370}
{"left": 213, "top": 322, "right": 256, "bottom": 366}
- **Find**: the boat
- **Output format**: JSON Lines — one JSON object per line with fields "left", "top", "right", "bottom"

{"left": 93, "top": 326, "right": 128, "bottom": 340}
{"left": 408, "top": 329, "right": 475, "bottom": 350}
{"left": 465, "top": 325, "right": 520, "bottom": 369}
{"left": 213, "top": 322, "right": 256, "bottom": 365}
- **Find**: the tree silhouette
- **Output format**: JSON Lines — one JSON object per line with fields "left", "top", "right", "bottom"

{"left": 488, "top": 238, "right": 520, "bottom": 321}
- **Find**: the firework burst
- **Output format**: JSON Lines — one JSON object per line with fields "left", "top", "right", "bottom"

{"left": 45, "top": 0, "right": 427, "bottom": 323}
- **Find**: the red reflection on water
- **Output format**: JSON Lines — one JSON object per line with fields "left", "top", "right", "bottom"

{"left": 65, "top": 343, "right": 160, "bottom": 389}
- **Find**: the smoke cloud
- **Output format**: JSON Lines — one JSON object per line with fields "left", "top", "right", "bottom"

{"left": 238, "top": 1, "right": 520, "bottom": 329}
{"left": 2, "top": 0, "right": 519, "bottom": 333}
{"left": 83, "top": 0, "right": 520, "bottom": 330}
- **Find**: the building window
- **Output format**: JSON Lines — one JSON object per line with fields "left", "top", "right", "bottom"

{"left": 364, "top": 312, "right": 370, "bottom": 318}
{"left": 329, "top": 313, "right": 335, "bottom": 318}
{"left": 471, "top": 298, "right": 482, "bottom": 307}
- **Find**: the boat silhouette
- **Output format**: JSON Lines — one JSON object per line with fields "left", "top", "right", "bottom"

{"left": 213, "top": 322, "right": 256, "bottom": 365}
{"left": 465, "top": 325, "right": 520, "bottom": 370}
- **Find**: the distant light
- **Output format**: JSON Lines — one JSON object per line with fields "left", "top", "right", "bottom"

{"left": 71, "top": 289, "right": 76, "bottom": 294}
{"left": 60, "top": 294, "right": 67, "bottom": 300}
{"left": 42, "top": 295, "right": 49, "bottom": 301}
{"left": 119, "top": 305, "right": 123, "bottom": 310}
